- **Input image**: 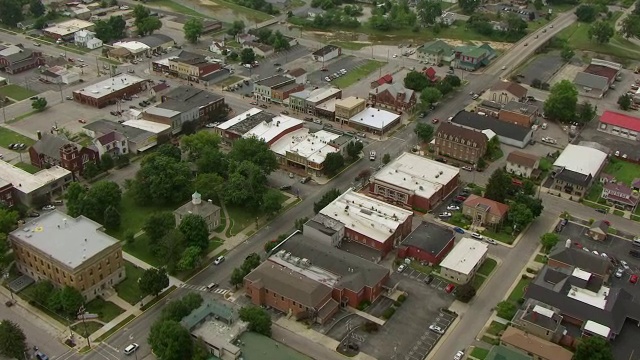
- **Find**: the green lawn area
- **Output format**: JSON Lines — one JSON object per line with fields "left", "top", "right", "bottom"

{"left": 534, "top": 254, "right": 547, "bottom": 263}
{"left": 94, "top": 315, "right": 135, "bottom": 342}
{"left": 85, "top": 298, "right": 125, "bottom": 322}
{"left": 470, "top": 346, "right": 490, "bottom": 360}
{"left": 225, "top": 191, "right": 287, "bottom": 237}
{"left": 583, "top": 200, "right": 610, "bottom": 212}
{"left": 147, "top": 0, "right": 210, "bottom": 18}
{"left": 613, "top": 209, "right": 625, "bottom": 216}
{"left": 71, "top": 321, "right": 103, "bottom": 337}
{"left": 198, "top": 0, "right": 273, "bottom": 22}
{"left": 332, "top": 60, "right": 386, "bottom": 88}
{"left": 108, "top": 193, "right": 177, "bottom": 240}
{"left": 586, "top": 182, "right": 603, "bottom": 202}
{"left": 220, "top": 75, "right": 243, "bottom": 88}
{"left": 482, "top": 228, "right": 516, "bottom": 244}
{"left": 507, "top": 277, "right": 531, "bottom": 302}
{"left": 486, "top": 320, "right": 508, "bottom": 336}
{"left": 123, "top": 234, "right": 162, "bottom": 268}
{"left": 14, "top": 162, "right": 40, "bottom": 174}
{"left": 409, "top": 261, "right": 434, "bottom": 274}
{"left": 0, "top": 84, "right": 37, "bottom": 101}
{"left": 19, "top": 285, "right": 72, "bottom": 325}
{"left": 0, "top": 127, "right": 35, "bottom": 150}
{"left": 471, "top": 274, "right": 487, "bottom": 289}
{"left": 329, "top": 40, "right": 372, "bottom": 50}
{"left": 114, "top": 261, "right": 146, "bottom": 305}
{"left": 604, "top": 159, "right": 640, "bottom": 185}
{"left": 477, "top": 258, "right": 497, "bottom": 277}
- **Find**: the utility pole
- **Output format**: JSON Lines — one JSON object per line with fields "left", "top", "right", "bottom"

{"left": 77, "top": 305, "right": 91, "bottom": 349}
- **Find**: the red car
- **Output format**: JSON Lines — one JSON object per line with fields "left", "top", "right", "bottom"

{"left": 445, "top": 283, "right": 455, "bottom": 293}
{"left": 630, "top": 275, "right": 638, "bottom": 284}
{"left": 78, "top": 119, "right": 86, "bottom": 124}
{"left": 432, "top": 118, "right": 439, "bottom": 124}
{"left": 455, "top": 195, "right": 467, "bottom": 202}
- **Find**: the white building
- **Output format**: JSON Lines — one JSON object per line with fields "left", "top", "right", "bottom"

{"left": 93, "top": 131, "right": 128, "bottom": 158}
{"left": 40, "top": 65, "right": 80, "bottom": 84}
{"left": 112, "top": 41, "right": 151, "bottom": 58}
{"left": 242, "top": 114, "right": 304, "bottom": 144}
{"left": 270, "top": 128, "right": 345, "bottom": 175}
{"left": 312, "top": 45, "right": 341, "bottom": 62}
{"left": 348, "top": 107, "right": 401, "bottom": 135}
{"left": 551, "top": 144, "right": 608, "bottom": 198}
{"left": 0, "top": 161, "right": 72, "bottom": 205}
{"left": 44, "top": 19, "right": 94, "bottom": 40}
{"left": 439, "top": 237, "right": 488, "bottom": 284}
{"left": 209, "top": 41, "right": 226, "bottom": 55}
{"left": 74, "top": 30, "right": 102, "bottom": 49}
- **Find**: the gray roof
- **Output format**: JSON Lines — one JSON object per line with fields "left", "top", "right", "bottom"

{"left": 574, "top": 72, "right": 609, "bottom": 91}
{"left": 451, "top": 111, "right": 532, "bottom": 142}
{"left": 590, "top": 220, "right": 609, "bottom": 234}
{"left": 201, "top": 68, "right": 231, "bottom": 82}
{"left": 502, "top": 101, "right": 538, "bottom": 115}
{"left": 31, "top": 134, "right": 75, "bottom": 161}
{"left": 279, "top": 233, "right": 389, "bottom": 292}
{"left": 227, "top": 111, "right": 276, "bottom": 135}
{"left": 525, "top": 265, "right": 640, "bottom": 335}
{"left": 10, "top": 210, "right": 120, "bottom": 270}
{"left": 245, "top": 261, "right": 333, "bottom": 308}
{"left": 158, "top": 86, "right": 224, "bottom": 113}
{"left": 548, "top": 244, "right": 611, "bottom": 276}
{"left": 174, "top": 198, "right": 220, "bottom": 217}
{"left": 84, "top": 119, "right": 152, "bottom": 144}
{"left": 138, "top": 34, "right": 174, "bottom": 48}
{"left": 401, "top": 222, "right": 455, "bottom": 258}
{"left": 181, "top": 300, "right": 236, "bottom": 329}
{"left": 255, "top": 74, "right": 293, "bottom": 89}
{"left": 554, "top": 168, "right": 592, "bottom": 187}
{"left": 369, "top": 82, "right": 415, "bottom": 104}
{"left": 312, "top": 45, "right": 340, "bottom": 57}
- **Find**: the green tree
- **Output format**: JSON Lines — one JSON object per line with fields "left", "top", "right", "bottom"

{"left": 157, "top": 144, "right": 182, "bottom": 162}
{"left": 242, "top": 253, "right": 261, "bottom": 273}
{"left": 416, "top": 0, "right": 442, "bottom": 26}
{"left": 116, "top": 154, "right": 130, "bottom": 168}
{"left": 48, "top": 286, "right": 84, "bottom": 318}
{"left": 0, "top": 0, "right": 25, "bottom": 27}
{"left": 103, "top": 205, "right": 121, "bottom": 230}
{"left": 148, "top": 320, "right": 194, "bottom": 360}
{"left": 323, "top": 152, "right": 345, "bottom": 176}
{"left": 420, "top": 87, "right": 442, "bottom": 106}
{"left": 0, "top": 207, "right": 19, "bottom": 235}
{"left": 181, "top": 130, "right": 220, "bottom": 158}
{"left": 458, "top": 0, "right": 479, "bottom": 14}
{"left": 100, "top": 153, "right": 114, "bottom": 171}
{"left": 192, "top": 338, "right": 210, "bottom": 360}
{"left": 81, "top": 180, "right": 122, "bottom": 222}
{"left": 560, "top": 46, "right": 575, "bottom": 62}
{"left": 513, "top": 193, "right": 544, "bottom": 218}
{"left": 82, "top": 162, "right": 100, "bottom": 180}
{"left": 620, "top": 14, "right": 640, "bottom": 38}
{"left": 414, "top": 123, "right": 434, "bottom": 143}
{"left": 226, "top": 20, "right": 245, "bottom": 36}
{"left": 261, "top": 189, "right": 283, "bottom": 216}
{"left": 230, "top": 267, "right": 245, "bottom": 288}
{"left": 508, "top": 203, "right": 533, "bottom": 231}
{"left": 183, "top": 18, "right": 204, "bottom": 43}
{"left": 454, "top": 283, "right": 476, "bottom": 303}
{"left": 160, "top": 300, "right": 190, "bottom": 322}
{"left": 240, "top": 48, "right": 256, "bottom": 64}
{"left": 383, "top": 153, "right": 391, "bottom": 164}
{"left": 239, "top": 306, "right": 272, "bottom": 336}
{"left": 130, "top": 153, "right": 192, "bottom": 205}
{"left": 32, "top": 97, "right": 47, "bottom": 112}
{"left": 346, "top": 141, "right": 364, "bottom": 160}
{"left": 139, "top": 268, "right": 170, "bottom": 296}
{"left": 28, "top": 280, "right": 54, "bottom": 306}
{"left": 588, "top": 20, "right": 614, "bottom": 44}
{"left": 144, "top": 212, "right": 175, "bottom": 242}
{"left": 272, "top": 31, "right": 291, "bottom": 52}
{"left": 156, "top": 229, "right": 186, "bottom": 274}
{"left": 543, "top": 80, "right": 578, "bottom": 123}
{"left": 33, "top": 16, "right": 47, "bottom": 30}
{"left": 618, "top": 94, "right": 632, "bottom": 110}
{"left": 314, "top": 189, "right": 341, "bottom": 213}
{"left": 442, "top": 74, "right": 461, "bottom": 87}
{"left": 224, "top": 161, "right": 268, "bottom": 208}
{"left": 505, "top": 14, "right": 527, "bottom": 35}
{"left": 0, "top": 320, "right": 27, "bottom": 359}
{"left": 404, "top": 71, "right": 430, "bottom": 91}
{"left": 484, "top": 168, "right": 513, "bottom": 203}
{"left": 138, "top": 16, "right": 162, "bottom": 35}
{"left": 133, "top": 4, "right": 150, "bottom": 25}
{"left": 30, "top": 0, "right": 46, "bottom": 17}
{"left": 574, "top": 336, "right": 613, "bottom": 360}
{"left": 576, "top": 101, "right": 596, "bottom": 124}
{"left": 178, "top": 214, "right": 209, "bottom": 252}
{"left": 496, "top": 301, "right": 517, "bottom": 320}
{"left": 295, "top": 217, "right": 308, "bottom": 232}
{"left": 533, "top": 0, "right": 543, "bottom": 10}
{"left": 575, "top": 4, "right": 597, "bottom": 22}
{"left": 194, "top": 173, "right": 224, "bottom": 202}
{"left": 229, "top": 137, "right": 278, "bottom": 174}
{"left": 65, "top": 182, "right": 86, "bottom": 218}
{"left": 178, "top": 246, "right": 202, "bottom": 271}
{"left": 540, "top": 233, "right": 560, "bottom": 252}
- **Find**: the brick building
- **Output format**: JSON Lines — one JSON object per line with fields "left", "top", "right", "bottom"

{"left": 498, "top": 101, "right": 539, "bottom": 127}
{"left": 369, "top": 152, "right": 459, "bottom": 211}
{"left": 0, "top": 179, "right": 15, "bottom": 207}
{"left": 434, "top": 122, "right": 488, "bottom": 164}
{"left": 399, "top": 222, "right": 455, "bottom": 265}
{"left": 368, "top": 82, "right": 417, "bottom": 114}
{"left": 0, "top": 45, "right": 46, "bottom": 74}
{"left": 29, "top": 134, "right": 99, "bottom": 176}
{"left": 73, "top": 75, "right": 148, "bottom": 108}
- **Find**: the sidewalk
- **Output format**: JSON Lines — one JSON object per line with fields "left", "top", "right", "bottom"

{"left": 122, "top": 252, "right": 183, "bottom": 287}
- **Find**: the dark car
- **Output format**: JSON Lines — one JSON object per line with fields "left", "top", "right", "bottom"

{"left": 435, "top": 158, "right": 447, "bottom": 163}
{"left": 279, "top": 185, "right": 292, "bottom": 190}
{"left": 595, "top": 208, "right": 608, "bottom": 214}
{"left": 453, "top": 227, "right": 465, "bottom": 234}
{"left": 451, "top": 198, "right": 462, "bottom": 204}
{"left": 425, "top": 274, "right": 434, "bottom": 284}
{"left": 300, "top": 176, "right": 311, "bottom": 184}
{"left": 630, "top": 250, "right": 640, "bottom": 258}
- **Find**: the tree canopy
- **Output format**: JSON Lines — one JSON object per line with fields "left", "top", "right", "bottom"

{"left": 484, "top": 168, "right": 513, "bottom": 203}
{"left": 0, "top": 320, "right": 27, "bottom": 359}
{"left": 148, "top": 320, "right": 194, "bottom": 360}
{"left": 420, "top": 87, "right": 442, "bottom": 106}
{"left": 129, "top": 153, "right": 193, "bottom": 205}
{"left": 178, "top": 214, "right": 210, "bottom": 252}
{"left": 543, "top": 80, "right": 578, "bottom": 122}
{"left": 540, "top": 233, "right": 560, "bottom": 252}
{"left": 139, "top": 268, "right": 170, "bottom": 297}
{"left": 575, "top": 4, "right": 597, "bottom": 22}
{"left": 183, "top": 18, "right": 204, "bottom": 43}
{"left": 314, "top": 189, "right": 341, "bottom": 213}
{"left": 574, "top": 336, "right": 613, "bottom": 360}
{"left": 414, "top": 123, "right": 435, "bottom": 143}
{"left": 588, "top": 20, "right": 614, "bottom": 44}
{"left": 239, "top": 306, "right": 272, "bottom": 336}
{"left": 94, "top": 16, "right": 127, "bottom": 43}
{"left": 323, "top": 153, "right": 345, "bottom": 176}
{"left": 404, "top": 71, "right": 430, "bottom": 92}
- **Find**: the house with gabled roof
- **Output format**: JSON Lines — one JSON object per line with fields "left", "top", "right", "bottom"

{"left": 417, "top": 40, "right": 455, "bottom": 65}
{"left": 368, "top": 82, "right": 417, "bottom": 113}
{"left": 29, "top": 134, "right": 98, "bottom": 176}
{"left": 454, "top": 43, "right": 496, "bottom": 71}
{"left": 462, "top": 194, "right": 509, "bottom": 229}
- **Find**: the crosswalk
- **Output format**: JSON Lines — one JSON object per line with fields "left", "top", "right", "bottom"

{"left": 179, "top": 283, "right": 231, "bottom": 295}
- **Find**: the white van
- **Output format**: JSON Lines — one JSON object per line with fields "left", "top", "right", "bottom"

{"left": 632, "top": 237, "right": 640, "bottom": 247}
{"left": 369, "top": 151, "right": 376, "bottom": 161}
{"left": 123, "top": 343, "right": 139, "bottom": 355}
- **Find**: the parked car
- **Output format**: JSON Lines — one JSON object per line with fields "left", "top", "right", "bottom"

{"left": 453, "top": 227, "right": 465, "bottom": 234}
{"left": 454, "top": 350, "right": 465, "bottom": 360}
{"left": 444, "top": 283, "right": 455, "bottom": 293}
{"left": 429, "top": 324, "right": 445, "bottom": 335}
{"left": 205, "top": 123, "right": 216, "bottom": 128}
{"left": 484, "top": 238, "right": 497, "bottom": 245}
{"left": 432, "top": 118, "right": 439, "bottom": 124}
{"left": 447, "top": 205, "right": 460, "bottom": 211}
{"left": 213, "top": 256, "right": 225, "bottom": 265}
{"left": 425, "top": 274, "right": 434, "bottom": 284}
{"left": 35, "top": 351, "right": 49, "bottom": 360}
{"left": 629, "top": 249, "right": 640, "bottom": 258}
{"left": 615, "top": 268, "right": 624, "bottom": 278}
{"left": 438, "top": 212, "right": 452, "bottom": 218}
{"left": 300, "top": 176, "right": 311, "bottom": 184}
{"left": 461, "top": 166, "right": 473, "bottom": 171}
{"left": 621, "top": 260, "right": 630, "bottom": 270}
{"left": 397, "top": 264, "right": 407, "bottom": 273}
{"left": 471, "top": 232, "right": 483, "bottom": 240}
{"left": 455, "top": 195, "right": 467, "bottom": 201}
{"left": 42, "top": 205, "right": 55, "bottom": 211}
{"left": 630, "top": 274, "right": 638, "bottom": 284}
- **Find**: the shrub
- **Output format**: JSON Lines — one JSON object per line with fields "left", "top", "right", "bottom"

{"left": 381, "top": 307, "right": 396, "bottom": 319}
{"left": 397, "top": 294, "right": 407, "bottom": 303}
{"left": 517, "top": 297, "right": 525, "bottom": 305}
{"left": 589, "top": 218, "right": 594, "bottom": 225}
{"left": 496, "top": 301, "right": 517, "bottom": 320}
{"left": 521, "top": 274, "right": 529, "bottom": 279}
{"left": 357, "top": 300, "right": 371, "bottom": 311}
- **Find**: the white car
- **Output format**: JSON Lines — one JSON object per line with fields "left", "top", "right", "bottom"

{"left": 369, "top": 151, "right": 376, "bottom": 161}
{"left": 471, "top": 233, "right": 483, "bottom": 240}
{"left": 454, "top": 350, "right": 465, "bottom": 360}
{"left": 123, "top": 343, "right": 138, "bottom": 355}
{"left": 429, "top": 324, "right": 444, "bottom": 335}
{"left": 461, "top": 166, "right": 473, "bottom": 171}
{"left": 592, "top": 250, "right": 599, "bottom": 256}
{"left": 447, "top": 205, "right": 460, "bottom": 211}
{"left": 484, "top": 238, "right": 497, "bottom": 245}
{"left": 393, "top": 54, "right": 398, "bottom": 58}
{"left": 42, "top": 205, "right": 55, "bottom": 211}
{"left": 340, "top": 68, "right": 347, "bottom": 74}
{"left": 615, "top": 268, "right": 624, "bottom": 278}
{"left": 325, "top": 76, "right": 331, "bottom": 82}
{"left": 397, "top": 264, "right": 407, "bottom": 273}
{"left": 439, "top": 212, "right": 452, "bottom": 218}
{"left": 120, "top": 5, "right": 129, "bottom": 10}
{"left": 541, "top": 137, "right": 557, "bottom": 144}
{"left": 601, "top": 252, "right": 608, "bottom": 258}
{"left": 621, "top": 260, "right": 630, "bottom": 270}
{"left": 205, "top": 123, "right": 216, "bottom": 128}
{"left": 213, "top": 256, "right": 225, "bottom": 265}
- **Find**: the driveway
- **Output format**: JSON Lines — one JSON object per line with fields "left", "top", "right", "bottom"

{"left": 307, "top": 56, "right": 370, "bottom": 88}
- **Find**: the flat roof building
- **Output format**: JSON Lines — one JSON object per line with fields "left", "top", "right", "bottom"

{"left": 369, "top": 152, "right": 460, "bottom": 211}
{"left": 215, "top": 108, "right": 276, "bottom": 143}
{"left": 551, "top": 144, "right": 607, "bottom": 199}
{"left": 348, "top": 107, "right": 401, "bottom": 134}
{"left": 598, "top": 110, "right": 640, "bottom": 140}
{"left": 242, "top": 114, "right": 304, "bottom": 145}
{"left": 439, "top": 237, "right": 488, "bottom": 284}
{"left": 318, "top": 188, "right": 414, "bottom": 257}
{"left": 43, "top": 19, "right": 94, "bottom": 39}
{"left": 9, "top": 210, "right": 125, "bottom": 300}
{"left": 73, "top": 74, "right": 148, "bottom": 108}
{"left": 399, "top": 222, "right": 456, "bottom": 265}
{"left": 83, "top": 119, "right": 168, "bottom": 153}
{"left": 0, "top": 161, "right": 72, "bottom": 205}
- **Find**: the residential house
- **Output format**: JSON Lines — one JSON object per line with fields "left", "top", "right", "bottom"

{"left": 370, "top": 74, "right": 393, "bottom": 89}
{"left": 499, "top": 101, "right": 539, "bottom": 127}
{"left": 0, "top": 45, "right": 46, "bottom": 74}
{"left": 506, "top": 150, "right": 540, "bottom": 178}
{"left": 312, "top": 45, "right": 341, "bottom": 62}
{"left": 587, "top": 220, "right": 609, "bottom": 241}
{"left": 462, "top": 194, "right": 509, "bottom": 229}
{"left": 500, "top": 327, "right": 573, "bottom": 360}
{"left": 417, "top": 40, "right": 455, "bottom": 65}
{"left": 368, "top": 82, "right": 417, "bottom": 114}
{"left": 73, "top": 30, "right": 102, "bottom": 49}
{"left": 551, "top": 144, "right": 608, "bottom": 199}
{"left": 29, "top": 134, "right": 99, "bottom": 176}
{"left": 439, "top": 237, "right": 488, "bottom": 284}
{"left": 513, "top": 299, "right": 566, "bottom": 343}
{"left": 209, "top": 41, "right": 226, "bottom": 55}
{"left": 398, "top": 222, "right": 455, "bottom": 265}
{"left": 433, "top": 122, "right": 488, "bottom": 164}
{"left": 454, "top": 43, "right": 496, "bottom": 71}
{"left": 335, "top": 96, "right": 366, "bottom": 124}
{"left": 601, "top": 182, "right": 639, "bottom": 211}
{"left": 83, "top": 119, "right": 170, "bottom": 154}
{"left": 485, "top": 81, "right": 527, "bottom": 104}
{"left": 174, "top": 191, "right": 221, "bottom": 232}
{"left": 93, "top": 131, "right": 128, "bottom": 158}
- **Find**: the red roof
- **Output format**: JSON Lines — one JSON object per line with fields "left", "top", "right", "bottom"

{"left": 600, "top": 110, "right": 640, "bottom": 132}
{"left": 376, "top": 74, "right": 393, "bottom": 85}
{"left": 424, "top": 67, "right": 436, "bottom": 79}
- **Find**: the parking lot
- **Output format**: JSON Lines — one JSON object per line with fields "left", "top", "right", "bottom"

{"left": 518, "top": 51, "right": 565, "bottom": 85}
{"left": 307, "top": 56, "right": 371, "bottom": 88}
{"left": 239, "top": 45, "right": 311, "bottom": 80}
{"left": 357, "top": 270, "right": 455, "bottom": 360}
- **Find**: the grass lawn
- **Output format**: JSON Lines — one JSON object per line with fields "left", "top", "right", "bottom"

{"left": 613, "top": 209, "right": 625, "bottom": 217}
{"left": 0, "top": 127, "right": 35, "bottom": 150}
{"left": 123, "top": 234, "right": 161, "bottom": 268}
{"left": 632, "top": 214, "right": 640, "bottom": 222}
{"left": 586, "top": 182, "right": 603, "bottom": 202}
{"left": 583, "top": 200, "right": 609, "bottom": 212}
{"left": 470, "top": 346, "right": 490, "bottom": 360}
{"left": 471, "top": 274, "right": 487, "bottom": 289}
{"left": 534, "top": 254, "right": 547, "bottom": 263}
{"left": 507, "top": 277, "right": 531, "bottom": 303}
{"left": 409, "top": 261, "right": 433, "bottom": 274}
{"left": 114, "top": 261, "right": 146, "bottom": 305}
{"left": 477, "top": 258, "right": 497, "bottom": 277}
{"left": 220, "top": 75, "right": 243, "bottom": 87}
{"left": 604, "top": 159, "right": 640, "bottom": 185}
{"left": 14, "top": 162, "right": 40, "bottom": 174}
{"left": 225, "top": 192, "right": 287, "bottom": 237}
{"left": 71, "top": 321, "right": 103, "bottom": 337}
{"left": 147, "top": 0, "right": 210, "bottom": 18}
{"left": 0, "top": 84, "right": 37, "bottom": 101}
{"left": 486, "top": 320, "right": 507, "bottom": 336}
{"left": 482, "top": 228, "right": 516, "bottom": 244}
{"left": 107, "top": 193, "right": 177, "bottom": 240}
{"left": 332, "top": 60, "right": 385, "bottom": 88}
{"left": 94, "top": 314, "right": 135, "bottom": 342}
{"left": 480, "top": 335, "right": 500, "bottom": 346}
{"left": 85, "top": 298, "right": 125, "bottom": 322}
{"left": 330, "top": 40, "right": 372, "bottom": 50}
{"left": 199, "top": 0, "right": 273, "bottom": 22}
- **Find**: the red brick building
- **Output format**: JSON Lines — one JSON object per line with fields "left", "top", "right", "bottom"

{"left": 0, "top": 45, "right": 45, "bottom": 74}
{"left": 29, "top": 134, "right": 98, "bottom": 176}
{"left": 0, "top": 180, "right": 15, "bottom": 207}
{"left": 271, "top": 82, "right": 304, "bottom": 103}
{"left": 73, "top": 75, "right": 148, "bottom": 108}
{"left": 369, "top": 152, "right": 460, "bottom": 212}
{"left": 398, "top": 222, "right": 455, "bottom": 265}
{"left": 368, "top": 82, "right": 417, "bottom": 114}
